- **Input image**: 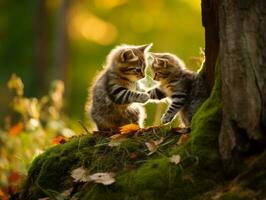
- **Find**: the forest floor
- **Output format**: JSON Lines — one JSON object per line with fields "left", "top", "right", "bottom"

{"left": 18, "top": 71, "right": 266, "bottom": 200}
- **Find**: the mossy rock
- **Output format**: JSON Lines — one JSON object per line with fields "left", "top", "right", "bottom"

{"left": 20, "top": 68, "right": 223, "bottom": 199}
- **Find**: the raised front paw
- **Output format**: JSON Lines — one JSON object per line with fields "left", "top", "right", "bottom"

{"left": 136, "top": 93, "right": 150, "bottom": 103}
{"left": 161, "top": 113, "right": 175, "bottom": 124}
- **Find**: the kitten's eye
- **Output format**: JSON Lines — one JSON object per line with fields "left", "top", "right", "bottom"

{"left": 135, "top": 68, "right": 141, "bottom": 73}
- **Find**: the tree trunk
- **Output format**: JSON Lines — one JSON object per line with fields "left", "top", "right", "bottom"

{"left": 201, "top": 0, "right": 220, "bottom": 92}
{"left": 218, "top": 0, "right": 266, "bottom": 165}
{"left": 35, "top": 0, "right": 48, "bottom": 95}
{"left": 53, "top": 0, "right": 70, "bottom": 82}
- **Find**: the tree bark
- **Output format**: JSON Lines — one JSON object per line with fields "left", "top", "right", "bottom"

{"left": 53, "top": 0, "right": 70, "bottom": 82}
{"left": 35, "top": 0, "right": 48, "bottom": 95}
{"left": 201, "top": 0, "right": 220, "bottom": 92}
{"left": 219, "top": 0, "right": 266, "bottom": 164}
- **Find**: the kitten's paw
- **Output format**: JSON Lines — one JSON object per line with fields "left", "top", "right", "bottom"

{"left": 137, "top": 93, "right": 150, "bottom": 103}
{"left": 161, "top": 113, "right": 174, "bottom": 124}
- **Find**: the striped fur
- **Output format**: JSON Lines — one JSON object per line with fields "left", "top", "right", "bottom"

{"left": 149, "top": 52, "right": 200, "bottom": 126}
{"left": 86, "top": 44, "right": 152, "bottom": 131}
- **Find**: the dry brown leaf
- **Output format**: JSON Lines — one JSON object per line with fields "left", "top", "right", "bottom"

{"left": 71, "top": 168, "right": 115, "bottom": 186}
{"left": 52, "top": 135, "right": 68, "bottom": 145}
{"left": 145, "top": 141, "right": 157, "bottom": 155}
{"left": 145, "top": 137, "right": 164, "bottom": 155}
{"left": 119, "top": 124, "right": 140, "bottom": 135}
{"left": 71, "top": 167, "right": 91, "bottom": 182}
{"left": 169, "top": 154, "right": 181, "bottom": 165}
{"left": 130, "top": 153, "right": 137, "bottom": 160}
{"left": 89, "top": 172, "right": 115, "bottom": 185}
{"left": 154, "top": 137, "right": 164, "bottom": 145}
{"left": 177, "top": 134, "right": 189, "bottom": 145}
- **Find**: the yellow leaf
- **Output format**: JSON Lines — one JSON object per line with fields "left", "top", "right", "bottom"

{"left": 119, "top": 124, "right": 140, "bottom": 135}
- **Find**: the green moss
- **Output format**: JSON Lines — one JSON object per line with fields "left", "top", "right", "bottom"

{"left": 21, "top": 64, "right": 223, "bottom": 200}
{"left": 189, "top": 63, "right": 222, "bottom": 171}
{"left": 220, "top": 193, "right": 254, "bottom": 200}
{"left": 20, "top": 135, "right": 96, "bottom": 199}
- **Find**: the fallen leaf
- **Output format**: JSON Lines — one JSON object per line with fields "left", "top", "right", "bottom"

{"left": 145, "top": 138, "right": 164, "bottom": 155}
{"left": 177, "top": 134, "right": 189, "bottom": 145}
{"left": 130, "top": 153, "right": 137, "bottom": 160}
{"left": 9, "top": 122, "right": 24, "bottom": 136}
{"left": 119, "top": 124, "right": 140, "bottom": 135}
{"left": 145, "top": 137, "right": 164, "bottom": 155}
{"left": 108, "top": 134, "right": 126, "bottom": 147}
{"left": 169, "top": 154, "right": 181, "bottom": 165}
{"left": 154, "top": 137, "right": 164, "bottom": 145}
{"left": 145, "top": 141, "right": 156, "bottom": 155}
{"left": 52, "top": 135, "right": 68, "bottom": 145}
{"left": 89, "top": 172, "right": 115, "bottom": 185}
{"left": 71, "top": 167, "right": 91, "bottom": 182}
{"left": 71, "top": 168, "right": 116, "bottom": 186}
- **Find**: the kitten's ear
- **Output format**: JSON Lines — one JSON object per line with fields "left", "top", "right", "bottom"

{"left": 120, "top": 49, "right": 138, "bottom": 62}
{"left": 156, "top": 58, "right": 168, "bottom": 68}
{"left": 138, "top": 43, "right": 153, "bottom": 52}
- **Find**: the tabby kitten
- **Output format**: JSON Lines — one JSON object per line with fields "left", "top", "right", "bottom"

{"left": 86, "top": 44, "right": 152, "bottom": 131}
{"left": 148, "top": 53, "right": 208, "bottom": 126}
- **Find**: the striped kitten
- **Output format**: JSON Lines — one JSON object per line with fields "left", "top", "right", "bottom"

{"left": 148, "top": 53, "right": 208, "bottom": 126}
{"left": 86, "top": 44, "right": 152, "bottom": 131}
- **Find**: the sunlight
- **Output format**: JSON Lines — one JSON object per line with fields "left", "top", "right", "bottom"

{"left": 130, "top": 12, "right": 154, "bottom": 33}
{"left": 94, "top": 0, "right": 128, "bottom": 10}
{"left": 180, "top": 0, "right": 201, "bottom": 11}
{"left": 69, "top": 8, "right": 118, "bottom": 45}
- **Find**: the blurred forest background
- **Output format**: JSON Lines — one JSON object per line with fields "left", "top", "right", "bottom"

{"left": 0, "top": 0, "right": 203, "bottom": 128}
{"left": 0, "top": 0, "right": 203, "bottom": 196}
